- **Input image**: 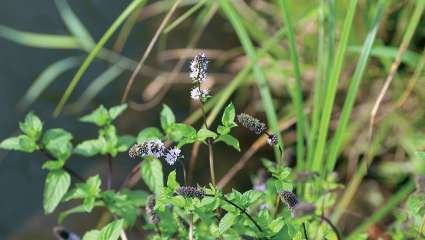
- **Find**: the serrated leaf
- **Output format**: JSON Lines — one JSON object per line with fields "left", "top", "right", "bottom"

{"left": 64, "top": 175, "right": 101, "bottom": 212}
{"left": 197, "top": 128, "right": 217, "bottom": 142}
{"left": 167, "top": 170, "right": 179, "bottom": 191}
{"left": 80, "top": 105, "right": 109, "bottom": 126}
{"left": 221, "top": 102, "right": 236, "bottom": 127}
{"left": 217, "top": 125, "right": 230, "bottom": 135}
{"left": 74, "top": 139, "right": 104, "bottom": 157}
{"left": 42, "top": 159, "right": 65, "bottom": 171}
{"left": 99, "top": 219, "right": 125, "bottom": 240}
{"left": 269, "top": 217, "right": 285, "bottom": 233}
{"left": 160, "top": 105, "right": 175, "bottom": 131}
{"left": 108, "top": 104, "right": 127, "bottom": 120}
{"left": 43, "top": 170, "right": 71, "bottom": 214}
{"left": 0, "top": 135, "right": 38, "bottom": 152}
{"left": 42, "top": 128, "right": 73, "bottom": 160}
{"left": 140, "top": 158, "right": 163, "bottom": 194}
{"left": 219, "top": 212, "right": 237, "bottom": 234}
{"left": 19, "top": 112, "right": 43, "bottom": 140}
{"left": 137, "top": 127, "right": 163, "bottom": 143}
{"left": 169, "top": 123, "right": 197, "bottom": 145}
{"left": 216, "top": 134, "right": 240, "bottom": 151}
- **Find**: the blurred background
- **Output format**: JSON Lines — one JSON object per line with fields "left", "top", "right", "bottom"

{"left": 0, "top": 0, "right": 424, "bottom": 239}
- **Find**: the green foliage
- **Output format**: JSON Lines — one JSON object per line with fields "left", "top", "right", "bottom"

{"left": 140, "top": 157, "right": 164, "bottom": 194}
{"left": 43, "top": 170, "right": 71, "bottom": 214}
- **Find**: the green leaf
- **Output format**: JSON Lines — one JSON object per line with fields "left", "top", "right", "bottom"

{"left": 219, "top": 212, "right": 237, "bottom": 234}
{"left": 64, "top": 175, "right": 101, "bottom": 212}
{"left": 109, "top": 104, "right": 127, "bottom": 120}
{"left": 217, "top": 125, "right": 230, "bottom": 135}
{"left": 42, "top": 159, "right": 65, "bottom": 171}
{"left": 42, "top": 128, "right": 73, "bottom": 160}
{"left": 216, "top": 134, "right": 240, "bottom": 151}
{"left": 221, "top": 102, "right": 237, "bottom": 127}
{"left": 416, "top": 152, "right": 425, "bottom": 161}
{"left": 166, "top": 170, "right": 179, "bottom": 191}
{"left": 82, "top": 230, "right": 100, "bottom": 240}
{"left": 80, "top": 105, "right": 110, "bottom": 126}
{"left": 116, "top": 135, "right": 136, "bottom": 152}
{"left": 269, "top": 217, "right": 285, "bottom": 233}
{"left": 74, "top": 139, "right": 105, "bottom": 157}
{"left": 137, "top": 127, "right": 164, "bottom": 143}
{"left": 160, "top": 104, "right": 176, "bottom": 131}
{"left": 197, "top": 128, "right": 217, "bottom": 142}
{"left": 140, "top": 158, "right": 163, "bottom": 194}
{"left": 43, "top": 170, "right": 71, "bottom": 214}
{"left": 101, "top": 191, "right": 138, "bottom": 226}
{"left": 99, "top": 219, "right": 125, "bottom": 240}
{"left": 169, "top": 123, "right": 197, "bottom": 146}
{"left": 19, "top": 112, "right": 43, "bottom": 140}
{"left": 0, "top": 135, "right": 38, "bottom": 152}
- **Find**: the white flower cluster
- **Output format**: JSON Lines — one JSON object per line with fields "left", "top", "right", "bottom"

{"left": 129, "top": 140, "right": 182, "bottom": 166}
{"left": 189, "top": 52, "right": 210, "bottom": 101}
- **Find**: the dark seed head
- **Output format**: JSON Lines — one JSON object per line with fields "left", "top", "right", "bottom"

{"left": 145, "top": 195, "right": 160, "bottom": 224}
{"left": 266, "top": 134, "right": 278, "bottom": 146}
{"left": 176, "top": 186, "right": 205, "bottom": 199}
{"left": 279, "top": 191, "right": 299, "bottom": 209}
{"left": 237, "top": 113, "right": 267, "bottom": 135}
{"left": 190, "top": 52, "right": 208, "bottom": 83}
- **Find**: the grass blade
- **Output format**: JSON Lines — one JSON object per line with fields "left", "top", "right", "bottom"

{"left": 54, "top": 0, "right": 147, "bottom": 117}
{"left": 311, "top": 0, "right": 359, "bottom": 173}
{"left": 54, "top": 0, "right": 95, "bottom": 50}
{"left": 164, "top": 0, "right": 208, "bottom": 34}
{"left": 219, "top": 0, "right": 284, "bottom": 163}
{"left": 347, "top": 46, "right": 421, "bottom": 68}
{"left": 326, "top": 0, "right": 387, "bottom": 173}
{"left": 0, "top": 25, "right": 79, "bottom": 49}
{"left": 277, "top": 0, "right": 307, "bottom": 170}
{"left": 18, "top": 56, "right": 82, "bottom": 109}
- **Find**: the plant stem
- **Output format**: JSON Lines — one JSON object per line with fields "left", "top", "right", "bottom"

{"left": 208, "top": 194, "right": 263, "bottom": 232}
{"left": 106, "top": 154, "right": 113, "bottom": 189}
{"left": 189, "top": 211, "right": 194, "bottom": 240}
{"left": 318, "top": 215, "right": 341, "bottom": 240}
{"left": 39, "top": 148, "right": 84, "bottom": 182}
{"left": 197, "top": 81, "right": 216, "bottom": 185}
{"left": 302, "top": 222, "right": 309, "bottom": 240}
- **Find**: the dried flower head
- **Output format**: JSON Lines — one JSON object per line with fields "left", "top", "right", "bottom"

{"left": 237, "top": 113, "right": 267, "bottom": 135}
{"left": 128, "top": 139, "right": 165, "bottom": 159}
{"left": 267, "top": 134, "right": 278, "bottom": 146}
{"left": 176, "top": 186, "right": 205, "bottom": 199}
{"left": 279, "top": 191, "right": 299, "bottom": 209}
{"left": 190, "top": 52, "right": 208, "bottom": 83}
{"left": 292, "top": 202, "right": 316, "bottom": 218}
{"left": 190, "top": 87, "right": 209, "bottom": 101}
{"left": 145, "top": 195, "right": 160, "bottom": 224}
{"left": 165, "top": 147, "right": 182, "bottom": 165}
{"left": 415, "top": 175, "right": 425, "bottom": 193}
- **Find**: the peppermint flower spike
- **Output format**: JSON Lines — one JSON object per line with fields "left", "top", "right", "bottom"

{"left": 176, "top": 186, "right": 205, "bottom": 199}
{"left": 237, "top": 113, "right": 267, "bottom": 135}
{"left": 165, "top": 147, "right": 182, "bottom": 165}
{"left": 190, "top": 87, "right": 209, "bottom": 101}
{"left": 266, "top": 134, "right": 278, "bottom": 146}
{"left": 128, "top": 139, "right": 165, "bottom": 159}
{"left": 146, "top": 195, "right": 160, "bottom": 224}
{"left": 190, "top": 52, "right": 208, "bottom": 83}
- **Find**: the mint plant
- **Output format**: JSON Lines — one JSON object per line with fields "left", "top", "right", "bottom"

{"left": 2, "top": 52, "right": 415, "bottom": 240}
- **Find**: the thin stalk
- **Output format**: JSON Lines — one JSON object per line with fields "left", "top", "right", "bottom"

{"left": 318, "top": 215, "right": 341, "bottom": 240}
{"left": 311, "top": 0, "right": 359, "bottom": 173}
{"left": 197, "top": 80, "right": 216, "bottom": 185}
{"left": 39, "top": 148, "right": 85, "bottom": 182}
{"left": 369, "top": 0, "right": 425, "bottom": 140}
{"left": 277, "top": 0, "right": 307, "bottom": 171}
{"left": 164, "top": 0, "right": 208, "bottom": 33}
{"left": 189, "top": 212, "right": 194, "bottom": 240}
{"left": 121, "top": 0, "right": 183, "bottom": 103}
{"left": 219, "top": 0, "right": 284, "bottom": 163}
